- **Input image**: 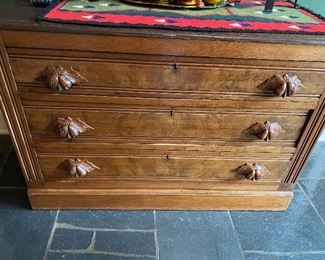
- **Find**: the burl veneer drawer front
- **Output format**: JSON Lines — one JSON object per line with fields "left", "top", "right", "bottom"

{"left": 10, "top": 57, "right": 324, "bottom": 95}
{"left": 37, "top": 153, "right": 290, "bottom": 181}
{"left": 24, "top": 108, "right": 307, "bottom": 142}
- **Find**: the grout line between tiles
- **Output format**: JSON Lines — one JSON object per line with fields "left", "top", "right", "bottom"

{"left": 43, "top": 210, "right": 60, "bottom": 260}
{"left": 48, "top": 249, "right": 156, "bottom": 258}
{"left": 153, "top": 210, "right": 160, "bottom": 260}
{"left": 298, "top": 182, "right": 325, "bottom": 225}
{"left": 227, "top": 211, "right": 245, "bottom": 260}
{"left": 244, "top": 250, "right": 325, "bottom": 256}
{"left": 85, "top": 231, "right": 96, "bottom": 252}
{"left": 55, "top": 222, "right": 156, "bottom": 233}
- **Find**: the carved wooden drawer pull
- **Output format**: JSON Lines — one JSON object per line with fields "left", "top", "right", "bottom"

{"left": 58, "top": 117, "right": 94, "bottom": 139}
{"left": 233, "top": 163, "right": 269, "bottom": 181}
{"left": 64, "top": 158, "right": 100, "bottom": 177}
{"left": 41, "top": 66, "right": 87, "bottom": 91}
{"left": 243, "top": 121, "right": 284, "bottom": 141}
{"left": 257, "top": 74, "right": 304, "bottom": 97}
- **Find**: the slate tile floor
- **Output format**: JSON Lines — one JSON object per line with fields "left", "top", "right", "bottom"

{"left": 0, "top": 134, "right": 324, "bottom": 260}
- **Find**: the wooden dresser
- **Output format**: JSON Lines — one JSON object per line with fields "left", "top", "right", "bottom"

{"left": 0, "top": 1, "right": 324, "bottom": 210}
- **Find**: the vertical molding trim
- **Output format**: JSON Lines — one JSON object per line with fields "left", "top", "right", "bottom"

{"left": 284, "top": 89, "right": 325, "bottom": 184}
{"left": 0, "top": 32, "right": 43, "bottom": 182}
{"left": 0, "top": 110, "right": 8, "bottom": 134}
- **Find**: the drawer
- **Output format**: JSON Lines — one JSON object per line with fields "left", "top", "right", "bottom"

{"left": 38, "top": 153, "right": 291, "bottom": 181}
{"left": 35, "top": 140, "right": 290, "bottom": 190}
{"left": 24, "top": 108, "right": 308, "bottom": 142}
{"left": 11, "top": 57, "right": 324, "bottom": 95}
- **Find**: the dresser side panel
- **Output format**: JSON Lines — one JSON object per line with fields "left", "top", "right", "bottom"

{"left": 284, "top": 89, "right": 325, "bottom": 185}
{"left": 0, "top": 32, "right": 43, "bottom": 183}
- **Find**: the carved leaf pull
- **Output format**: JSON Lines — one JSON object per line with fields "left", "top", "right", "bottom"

{"left": 257, "top": 74, "right": 304, "bottom": 97}
{"left": 65, "top": 159, "right": 100, "bottom": 177}
{"left": 41, "top": 66, "right": 87, "bottom": 91}
{"left": 57, "top": 117, "right": 94, "bottom": 139}
{"left": 233, "top": 163, "right": 269, "bottom": 181}
{"left": 243, "top": 121, "right": 285, "bottom": 141}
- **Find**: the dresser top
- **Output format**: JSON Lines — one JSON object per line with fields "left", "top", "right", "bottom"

{"left": 1, "top": 0, "right": 325, "bottom": 45}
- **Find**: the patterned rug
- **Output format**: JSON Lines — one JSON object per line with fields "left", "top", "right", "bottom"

{"left": 289, "top": 0, "right": 325, "bottom": 18}
{"left": 39, "top": 0, "right": 325, "bottom": 34}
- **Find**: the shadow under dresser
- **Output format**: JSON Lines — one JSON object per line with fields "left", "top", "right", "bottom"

{"left": 0, "top": 2, "right": 324, "bottom": 210}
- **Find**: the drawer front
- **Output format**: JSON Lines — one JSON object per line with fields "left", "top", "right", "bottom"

{"left": 24, "top": 108, "right": 308, "bottom": 142}
{"left": 38, "top": 154, "right": 290, "bottom": 181}
{"left": 11, "top": 57, "right": 324, "bottom": 95}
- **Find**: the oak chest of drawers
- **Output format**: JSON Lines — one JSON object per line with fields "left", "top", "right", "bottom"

{"left": 0, "top": 3, "right": 324, "bottom": 210}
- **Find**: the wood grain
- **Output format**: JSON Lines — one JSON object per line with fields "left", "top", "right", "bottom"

{"left": 7, "top": 48, "right": 325, "bottom": 69}
{"left": 10, "top": 57, "right": 325, "bottom": 94}
{"left": 24, "top": 108, "right": 308, "bottom": 141}
{"left": 32, "top": 137, "right": 296, "bottom": 155}
{"left": 37, "top": 153, "right": 290, "bottom": 181}
{"left": 3, "top": 31, "right": 325, "bottom": 61}
{"left": 28, "top": 189, "right": 293, "bottom": 210}
{"left": 0, "top": 35, "right": 43, "bottom": 183}
{"left": 285, "top": 89, "right": 325, "bottom": 184}
{"left": 28, "top": 177, "right": 282, "bottom": 191}
{"left": 18, "top": 88, "right": 319, "bottom": 111}
{"left": 0, "top": 22, "right": 323, "bottom": 210}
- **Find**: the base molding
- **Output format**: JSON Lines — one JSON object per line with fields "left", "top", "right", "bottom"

{"left": 28, "top": 189, "right": 293, "bottom": 211}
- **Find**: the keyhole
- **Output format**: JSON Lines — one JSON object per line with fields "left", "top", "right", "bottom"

{"left": 170, "top": 110, "right": 174, "bottom": 117}
{"left": 173, "top": 63, "right": 179, "bottom": 70}
{"left": 166, "top": 154, "right": 170, "bottom": 160}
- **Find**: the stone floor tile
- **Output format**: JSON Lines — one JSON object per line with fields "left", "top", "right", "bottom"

{"left": 51, "top": 229, "right": 94, "bottom": 250}
{"left": 95, "top": 231, "right": 156, "bottom": 256}
{"left": 0, "top": 190, "right": 57, "bottom": 260}
{"left": 0, "top": 149, "right": 26, "bottom": 187}
{"left": 47, "top": 252, "right": 155, "bottom": 260}
{"left": 230, "top": 192, "right": 325, "bottom": 252}
{"left": 300, "top": 142, "right": 325, "bottom": 179}
{"left": 57, "top": 211, "right": 155, "bottom": 230}
{"left": 244, "top": 252, "right": 325, "bottom": 260}
{"left": 156, "top": 211, "right": 243, "bottom": 260}
{"left": 209, "top": 211, "right": 243, "bottom": 260}
{"left": 299, "top": 180, "right": 325, "bottom": 221}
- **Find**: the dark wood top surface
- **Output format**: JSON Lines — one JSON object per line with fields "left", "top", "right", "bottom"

{"left": 1, "top": 0, "right": 325, "bottom": 45}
